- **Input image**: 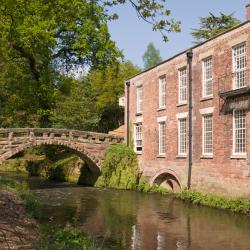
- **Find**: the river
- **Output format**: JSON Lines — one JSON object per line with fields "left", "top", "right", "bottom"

{"left": 2, "top": 172, "right": 250, "bottom": 250}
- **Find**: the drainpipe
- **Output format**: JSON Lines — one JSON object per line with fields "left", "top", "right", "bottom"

{"left": 187, "top": 50, "right": 193, "bottom": 189}
{"left": 125, "top": 80, "right": 130, "bottom": 146}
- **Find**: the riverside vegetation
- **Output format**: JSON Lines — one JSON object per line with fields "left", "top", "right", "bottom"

{"left": 0, "top": 175, "right": 96, "bottom": 249}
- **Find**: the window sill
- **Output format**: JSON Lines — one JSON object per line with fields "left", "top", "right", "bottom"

{"left": 200, "top": 96, "right": 213, "bottom": 102}
{"left": 200, "top": 155, "right": 213, "bottom": 159}
{"left": 176, "top": 155, "right": 187, "bottom": 159}
{"left": 157, "top": 107, "right": 166, "bottom": 111}
{"left": 230, "top": 154, "right": 247, "bottom": 159}
{"left": 157, "top": 155, "right": 166, "bottom": 158}
{"left": 135, "top": 152, "right": 142, "bottom": 155}
{"left": 176, "top": 103, "right": 187, "bottom": 107}
{"left": 135, "top": 113, "right": 142, "bottom": 116}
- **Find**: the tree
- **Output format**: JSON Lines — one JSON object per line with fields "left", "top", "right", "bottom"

{"left": 191, "top": 12, "right": 241, "bottom": 43}
{"left": 0, "top": 0, "right": 179, "bottom": 128}
{"left": 142, "top": 42, "right": 162, "bottom": 69}
{"left": 53, "top": 61, "right": 140, "bottom": 132}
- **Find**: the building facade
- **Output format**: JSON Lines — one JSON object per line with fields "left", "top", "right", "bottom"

{"left": 125, "top": 5, "right": 250, "bottom": 197}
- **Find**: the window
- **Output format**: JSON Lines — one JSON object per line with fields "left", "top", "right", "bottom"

{"left": 233, "top": 110, "right": 247, "bottom": 155}
{"left": 158, "top": 122, "right": 166, "bottom": 155}
{"left": 202, "top": 57, "right": 213, "bottom": 97}
{"left": 178, "top": 118, "right": 187, "bottom": 155}
{"left": 159, "top": 76, "right": 166, "bottom": 108}
{"left": 203, "top": 115, "right": 213, "bottom": 155}
{"left": 178, "top": 68, "right": 187, "bottom": 104}
{"left": 134, "top": 123, "right": 142, "bottom": 153}
{"left": 233, "top": 43, "right": 246, "bottom": 89}
{"left": 136, "top": 86, "right": 143, "bottom": 113}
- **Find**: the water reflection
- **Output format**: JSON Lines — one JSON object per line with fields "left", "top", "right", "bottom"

{"left": 2, "top": 173, "right": 250, "bottom": 250}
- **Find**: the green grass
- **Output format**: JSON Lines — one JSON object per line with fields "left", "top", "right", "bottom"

{"left": 176, "top": 189, "right": 250, "bottom": 215}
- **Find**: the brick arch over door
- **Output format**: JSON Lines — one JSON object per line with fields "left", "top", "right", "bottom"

{"left": 0, "top": 128, "right": 123, "bottom": 174}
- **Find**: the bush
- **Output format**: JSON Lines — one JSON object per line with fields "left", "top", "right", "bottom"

{"left": 176, "top": 189, "right": 250, "bottom": 215}
{"left": 42, "top": 226, "right": 96, "bottom": 250}
{"left": 99, "top": 144, "right": 139, "bottom": 190}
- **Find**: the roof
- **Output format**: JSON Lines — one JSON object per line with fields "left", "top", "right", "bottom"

{"left": 126, "top": 20, "right": 250, "bottom": 81}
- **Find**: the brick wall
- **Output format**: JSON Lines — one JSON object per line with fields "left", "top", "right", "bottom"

{"left": 126, "top": 21, "right": 250, "bottom": 198}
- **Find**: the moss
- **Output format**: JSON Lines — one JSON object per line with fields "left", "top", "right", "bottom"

{"left": 176, "top": 189, "right": 250, "bottom": 216}
{"left": 0, "top": 158, "right": 28, "bottom": 174}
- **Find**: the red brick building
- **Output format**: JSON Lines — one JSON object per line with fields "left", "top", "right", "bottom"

{"left": 125, "top": 4, "right": 250, "bottom": 197}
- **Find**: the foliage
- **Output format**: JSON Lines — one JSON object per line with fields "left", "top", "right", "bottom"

{"left": 191, "top": 12, "right": 241, "bottom": 43}
{"left": 98, "top": 144, "right": 139, "bottom": 189}
{"left": 42, "top": 226, "right": 96, "bottom": 250}
{"left": 138, "top": 178, "right": 169, "bottom": 194}
{"left": 100, "top": 0, "right": 180, "bottom": 42}
{"left": 0, "top": 0, "right": 121, "bottom": 127}
{"left": 0, "top": 158, "right": 28, "bottom": 174}
{"left": 142, "top": 42, "right": 162, "bottom": 69}
{"left": 0, "top": 176, "right": 41, "bottom": 218}
{"left": 87, "top": 61, "right": 140, "bottom": 132}
{"left": 176, "top": 189, "right": 250, "bottom": 216}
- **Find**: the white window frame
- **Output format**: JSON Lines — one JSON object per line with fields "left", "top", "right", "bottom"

{"left": 136, "top": 86, "right": 143, "bottom": 114}
{"left": 134, "top": 123, "right": 142, "bottom": 153}
{"left": 202, "top": 114, "right": 213, "bottom": 156}
{"left": 202, "top": 57, "right": 213, "bottom": 98}
{"left": 233, "top": 109, "right": 247, "bottom": 156}
{"left": 158, "top": 121, "right": 166, "bottom": 155}
{"left": 178, "top": 67, "right": 187, "bottom": 104}
{"left": 159, "top": 76, "right": 166, "bottom": 109}
{"left": 232, "top": 43, "right": 246, "bottom": 90}
{"left": 178, "top": 118, "right": 187, "bottom": 156}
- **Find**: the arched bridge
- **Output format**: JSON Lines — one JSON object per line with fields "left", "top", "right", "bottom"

{"left": 0, "top": 128, "right": 123, "bottom": 173}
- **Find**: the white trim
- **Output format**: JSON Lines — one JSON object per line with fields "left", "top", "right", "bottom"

{"left": 134, "top": 123, "right": 142, "bottom": 154}
{"left": 158, "top": 76, "right": 166, "bottom": 109}
{"left": 178, "top": 67, "right": 187, "bottom": 105}
{"left": 232, "top": 109, "right": 247, "bottom": 156}
{"left": 135, "top": 116, "right": 143, "bottom": 123}
{"left": 178, "top": 117, "right": 187, "bottom": 156}
{"left": 158, "top": 121, "right": 166, "bottom": 156}
{"left": 202, "top": 114, "right": 213, "bottom": 156}
{"left": 135, "top": 81, "right": 142, "bottom": 87}
{"left": 202, "top": 57, "right": 213, "bottom": 98}
{"left": 176, "top": 112, "right": 188, "bottom": 119}
{"left": 199, "top": 107, "right": 214, "bottom": 115}
{"left": 157, "top": 116, "right": 167, "bottom": 122}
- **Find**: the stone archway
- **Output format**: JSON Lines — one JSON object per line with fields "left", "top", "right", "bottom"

{"left": 150, "top": 169, "right": 182, "bottom": 192}
{"left": 0, "top": 128, "right": 123, "bottom": 175}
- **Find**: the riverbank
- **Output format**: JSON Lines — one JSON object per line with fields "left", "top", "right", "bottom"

{"left": 0, "top": 189, "right": 40, "bottom": 249}
{"left": 0, "top": 176, "right": 96, "bottom": 249}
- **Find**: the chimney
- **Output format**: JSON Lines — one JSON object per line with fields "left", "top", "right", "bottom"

{"left": 246, "top": 3, "right": 250, "bottom": 21}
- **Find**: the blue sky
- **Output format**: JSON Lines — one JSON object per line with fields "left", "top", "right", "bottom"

{"left": 108, "top": 0, "right": 249, "bottom": 68}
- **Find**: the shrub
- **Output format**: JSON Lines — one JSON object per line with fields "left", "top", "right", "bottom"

{"left": 100, "top": 144, "right": 139, "bottom": 190}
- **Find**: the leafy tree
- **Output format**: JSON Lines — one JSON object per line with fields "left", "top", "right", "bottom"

{"left": 53, "top": 61, "right": 140, "bottom": 132}
{"left": 142, "top": 42, "right": 162, "bottom": 69}
{"left": 88, "top": 61, "right": 140, "bottom": 132}
{"left": 0, "top": 0, "right": 179, "bottom": 128}
{"left": 192, "top": 12, "right": 241, "bottom": 43}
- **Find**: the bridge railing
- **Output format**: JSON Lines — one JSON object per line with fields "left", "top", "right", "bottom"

{"left": 0, "top": 128, "right": 124, "bottom": 144}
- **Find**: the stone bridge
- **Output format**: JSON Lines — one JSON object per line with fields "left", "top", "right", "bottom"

{"left": 0, "top": 128, "right": 123, "bottom": 174}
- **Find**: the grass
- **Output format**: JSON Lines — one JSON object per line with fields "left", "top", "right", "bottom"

{"left": 176, "top": 189, "right": 250, "bottom": 216}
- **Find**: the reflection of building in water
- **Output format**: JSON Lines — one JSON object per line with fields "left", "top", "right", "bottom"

{"left": 131, "top": 225, "right": 141, "bottom": 250}
{"left": 157, "top": 232, "right": 165, "bottom": 250}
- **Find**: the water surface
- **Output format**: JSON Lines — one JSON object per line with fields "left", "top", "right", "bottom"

{"left": 2, "top": 172, "right": 250, "bottom": 250}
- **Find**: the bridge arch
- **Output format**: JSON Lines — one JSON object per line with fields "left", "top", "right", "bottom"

{"left": 150, "top": 168, "right": 182, "bottom": 192}
{"left": 0, "top": 128, "right": 123, "bottom": 174}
